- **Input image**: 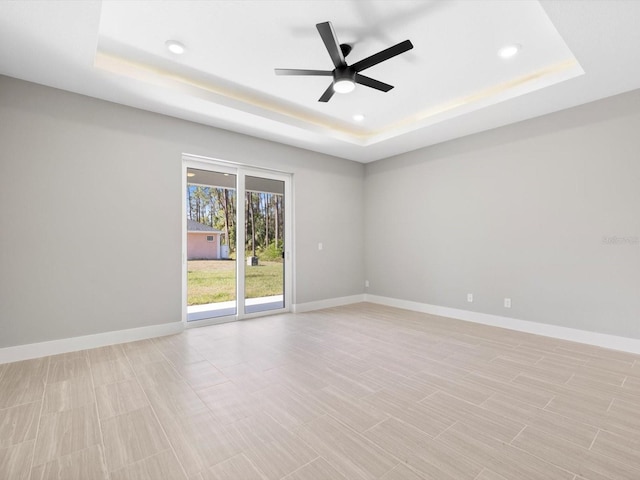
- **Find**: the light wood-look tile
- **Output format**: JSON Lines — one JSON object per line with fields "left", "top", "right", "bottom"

{"left": 87, "top": 344, "right": 126, "bottom": 365}
{"left": 233, "top": 412, "right": 298, "bottom": 449}
{"left": 196, "top": 381, "right": 260, "bottom": 424}
{"left": 358, "top": 366, "right": 409, "bottom": 391}
{"left": 0, "top": 440, "right": 34, "bottom": 480}
{"left": 514, "top": 373, "right": 615, "bottom": 404}
{"left": 122, "top": 339, "right": 165, "bottom": 365}
{"left": 254, "top": 384, "right": 325, "bottom": 430}
{"left": 568, "top": 374, "right": 640, "bottom": 405}
{"left": 421, "top": 391, "right": 525, "bottom": 443}
{"left": 590, "top": 430, "right": 640, "bottom": 470}
{"left": 136, "top": 361, "right": 209, "bottom": 420}
{"left": 1, "top": 303, "right": 640, "bottom": 480}
{"left": 225, "top": 412, "right": 319, "bottom": 479}
{"left": 47, "top": 355, "right": 90, "bottom": 384}
{"left": 135, "top": 360, "right": 194, "bottom": 386}
{"left": 101, "top": 406, "right": 169, "bottom": 472}
{"left": 474, "top": 469, "right": 509, "bottom": 480}
{"left": 297, "top": 415, "right": 397, "bottom": 480}
{"left": 43, "top": 377, "right": 94, "bottom": 413}
{"left": 201, "top": 454, "right": 263, "bottom": 480}
{"left": 48, "top": 350, "right": 87, "bottom": 360}
{"left": 385, "top": 371, "right": 441, "bottom": 402}
{"left": 160, "top": 410, "right": 243, "bottom": 477}
{"left": 110, "top": 450, "right": 187, "bottom": 480}
{"left": 543, "top": 393, "right": 613, "bottom": 421}
{"left": 143, "top": 381, "right": 210, "bottom": 421}
{"left": 406, "top": 434, "right": 484, "bottom": 480}
{"left": 262, "top": 364, "right": 328, "bottom": 396}
{"left": 491, "top": 356, "right": 573, "bottom": 384}
{"left": 464, "top": 372, "right": 554, "bottom": 408}
{"left": 512, "top": 425, "right": 640, "bottom": 480}
{"left": 363, "top": 417, "right": 431, "bottom": 462}
{"left": 90, "top": 357, "right": 135, "bottom": 387}
{"left": 0, "top": 401, "right": 40, "bottom": 448}
{"left": 322, "top": 351, "right": 376, "bottom": 376}
{"left": 29, "top": 444, "right": 108, "bottom": 480}
{"left": 496, "top": 348, "right": 544, "bottom": 366}
{"left": 412, "top": 372, "right": 495, "bottom": 405}
{"left": 379, "top": 464, "right": 424, "bottom": 480}
{"left": 172, "top": 360, "right": 228, "bottom": 391}
{"left": 481, "top": 393, "right": 598, "bottom": 449}
{"left": 527, "top": 349, "right": 588, "bottom": 367}
{"left": 32, "top": 405, "right": 101, "bottom": 467}
{"left": 283, "top": 457, "right": 348, "bottom": 480}
{"left": 624, "top": 374, "right": 640, "bottom": 393}
{"left": 219, "top": 362, "right": 273, "bottom": 393}
{"left": 438, "top": 422, "right": 573, "bottom": 480}
{"left": 607, "top": 398, "right": 640, "bottom": 430}
{"left": 553, "top": 360, "right": 626, "bottom": 386}
{"left": 299, "top": 363, "right": 379, "bottom": 399}
{"left": 95, "top": 378, "right": 149, "bottom": 419}
{"left": 362, "top": 388, "right": 455, "bottom": 437}
{"left": 0, "top": 358, "right": 48, "bottom": 409}
{"left": 313, "top": 385, "right": 387, "bottom": 433}
{"left": 160, "top": 345, "right": 207, "bottom": 369}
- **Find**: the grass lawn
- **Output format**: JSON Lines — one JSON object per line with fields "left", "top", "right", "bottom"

{"left": 187, "top": 259, "right": 283, "bottom": 306}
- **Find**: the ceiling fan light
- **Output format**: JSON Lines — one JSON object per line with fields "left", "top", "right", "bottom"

{"left": 333, "top": 79, "right": 355, "bottom": 94}
{"left": 165, "top": 40, "right": 185, "bottom": 55}
{"left": 498, "top": 44, "right": 521, "bottom": 59}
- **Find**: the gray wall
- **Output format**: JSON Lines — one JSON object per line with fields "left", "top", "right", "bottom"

{"left": 2, "top": 73, "right": 639, "bottom": 349}
{"left": 365, "top": 90, "right": 640, "bottom": 339}
{"left": 0, "top": 76, "right": 364, "bottom": 348}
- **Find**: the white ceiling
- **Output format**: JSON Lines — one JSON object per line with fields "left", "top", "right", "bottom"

{"left": 1, "top": 1, "right": 640, "bottom": 163}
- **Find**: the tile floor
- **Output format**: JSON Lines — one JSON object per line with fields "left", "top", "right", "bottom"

{"left": 1, "top": 303, "right": 640, "bottom": 479}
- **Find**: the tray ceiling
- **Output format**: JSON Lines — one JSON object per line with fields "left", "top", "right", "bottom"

{"left": 1, "top": 1, "right": 640, "bottom": 162}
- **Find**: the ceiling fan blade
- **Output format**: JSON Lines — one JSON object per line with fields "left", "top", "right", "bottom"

{"left": 316, "top": 22, "right": 346, "bottom": 68}
{"left": 275, "top": 68, "right": 333, "bottom": 76}
{"left": 355, "top": 74, "right": 394, "bottom": 92}
{"left": 351, "top": 39, "right": 414, "bottom": 72}
{"left": 318, "top": 83, "right": 335, "bottom": 102}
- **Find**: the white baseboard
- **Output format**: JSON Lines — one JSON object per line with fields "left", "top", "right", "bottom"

{"left": 6, "top": 295, "right": 637, "bottom": 363}
{"left": 292, "top": 294, "right": 366, "bottom": 313}
{"left": 365, "top": 294, "right": 640, "bottom": 355}
{"left": 0, "top": 322, "right": 184, "bottom": 364}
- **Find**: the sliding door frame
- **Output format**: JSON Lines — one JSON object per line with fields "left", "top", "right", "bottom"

{"left": 181, "top": 154, "right": 293, "bottom": 327}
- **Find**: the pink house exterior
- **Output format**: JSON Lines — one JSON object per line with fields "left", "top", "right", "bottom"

{"left": 187, "top": 219, "right": 222, "bottom": 260}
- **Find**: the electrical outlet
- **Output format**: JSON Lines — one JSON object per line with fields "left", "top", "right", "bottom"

{"left": 467, "top": 293, "right": 473, "bottom": 303}
{"left": 504, "top": 298, "right": 511, "bottom": 308}
{"left": 318, "top": 242, "right": 323, "bottom": 251}
{"left": 365, "top": 280, "right": 370, "bottom": 288}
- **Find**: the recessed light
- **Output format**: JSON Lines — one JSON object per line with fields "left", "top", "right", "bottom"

{"left": 353, "top": 114, "right": 365, "bottom": 122}
{"left": 187, "top": 172, "right": 195, "bottom": 177}
{"left": 498, "top": 44, "right": 521, "bottom": 59}
{"left": 333, "top": 79, "right": 355, "bottom": 94}
{"left": 165, "top": 40, "right": 185, "bottom": 55}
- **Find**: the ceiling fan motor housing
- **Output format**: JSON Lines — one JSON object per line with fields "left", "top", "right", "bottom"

{"left": 333, "top": 67, "right": 356, "bottom": 84}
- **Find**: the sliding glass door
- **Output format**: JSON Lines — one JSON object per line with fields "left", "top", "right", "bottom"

{"left": 244, "top": 175, "right": 285, "bottom": 314}
{"left": 185, "top": 167, "right": 237, "bottom": 321}
{"left": 183, "top": 158, "right": 290, "bottom": 323}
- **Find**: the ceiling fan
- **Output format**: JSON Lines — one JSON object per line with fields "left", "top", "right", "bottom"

{"left": 275, "top": 21, "right": 414, "bottom": 102}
